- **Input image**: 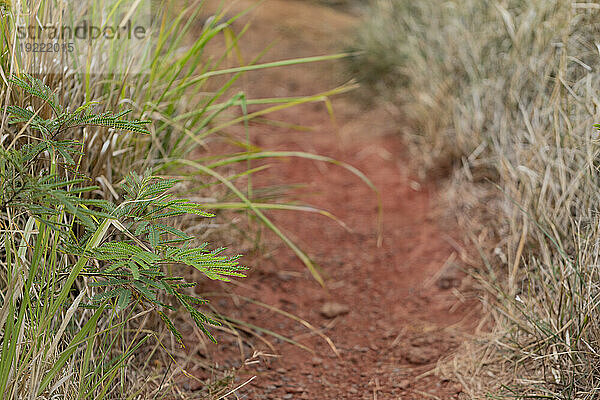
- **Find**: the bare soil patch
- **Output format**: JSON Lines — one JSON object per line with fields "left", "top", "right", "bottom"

{"left": 177, "top": 1, "right": 482, "bottom": 398}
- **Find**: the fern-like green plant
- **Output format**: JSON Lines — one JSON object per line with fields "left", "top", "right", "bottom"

{"left": 8, "top": 74, "right": 152, "bottom": 136}
{"left": 0, "top": 73, "right": 244, "bottom": 397}
{"left": 80, "top": 171, "right": 246, "bottom": 341}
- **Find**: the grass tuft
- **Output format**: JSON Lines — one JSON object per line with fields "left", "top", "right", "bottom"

{"left": 357, "top": 0, "right": 600, "bottom": 397}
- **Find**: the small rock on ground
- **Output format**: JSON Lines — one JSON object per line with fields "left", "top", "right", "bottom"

{"left": 320, "top": 302, "right": 350, "bottom": 318}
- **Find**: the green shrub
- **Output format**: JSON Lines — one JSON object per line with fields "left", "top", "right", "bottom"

{"left": 358, "top": 0, "right": 600, "bottom": 398}
{"left": 0, "top": 73, "right": 247, "bottom": 397}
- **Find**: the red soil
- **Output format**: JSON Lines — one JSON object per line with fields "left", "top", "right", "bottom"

{"left": 178, "top": 1, "right": 482, "bottom": 398}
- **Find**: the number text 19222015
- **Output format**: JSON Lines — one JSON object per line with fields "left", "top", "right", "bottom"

{"left": 19, "top": 42, "right": 74, "bottom": 53}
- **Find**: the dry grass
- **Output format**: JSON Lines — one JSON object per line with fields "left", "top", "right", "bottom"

{"left": 357, "top": 0, "right": 600, "bottom": 398}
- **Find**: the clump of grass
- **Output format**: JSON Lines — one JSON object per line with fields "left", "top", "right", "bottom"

{"left": 0, "top": 73, "right": 247, "bottom": 398}
{"left": 357, "top": 0, "right": 600, "bottom": 397}
{"left": 0, "top": 0, "right": 378, "bottom": 397}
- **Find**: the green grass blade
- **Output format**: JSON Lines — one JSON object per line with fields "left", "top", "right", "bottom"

{"left": 180, "top": 160, "right": 325, "bottom": 286}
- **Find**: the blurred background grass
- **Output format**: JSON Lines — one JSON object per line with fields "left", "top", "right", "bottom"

{"left": 355, "top": 0, "right": 600, "bottom": 397}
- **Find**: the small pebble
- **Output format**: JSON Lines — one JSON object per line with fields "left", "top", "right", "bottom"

{"left": 320, "top": 302, "right": 350, "bottom": 318}
{"left": 395, "top": 379, "right": 410, "bottom": 389}
{"left": 405, "top": 346, "right": 437, "bottom": 365}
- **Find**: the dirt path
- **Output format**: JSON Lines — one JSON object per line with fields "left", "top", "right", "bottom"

{"left": 183, "top": 1, "right": 481, "bottom": 398}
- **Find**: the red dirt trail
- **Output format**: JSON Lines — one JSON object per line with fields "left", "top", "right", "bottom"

{"left": 180, "top": 1, "right": 482, "bottom": 399}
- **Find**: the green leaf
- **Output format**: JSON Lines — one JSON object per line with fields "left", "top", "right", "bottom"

{"left": 132, "top": 280, "right": 156, "bottom": 301}
{"left": 117, "top": 289, "right": 132, "bottom": 311}
{"left": 128, "top": 261, "right": 140, "bottom": 280}
{"left": 157, "top": 310, "right": 183, "bottom": 346}
{"left": 149, "top": 225, "right": 159, "bottom": 249}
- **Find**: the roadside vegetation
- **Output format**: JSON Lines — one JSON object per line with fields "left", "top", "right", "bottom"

{"left": 356, "top": 0, "right": 600, "bottom": 398}
{"left": 0, "top": 0, "right": 372, "bottom": 398}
